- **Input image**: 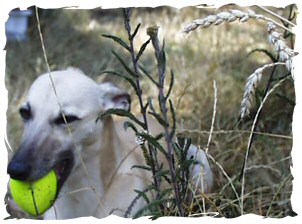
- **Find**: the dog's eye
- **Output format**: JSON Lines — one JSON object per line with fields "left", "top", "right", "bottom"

{"left": 54, "top": 114, "right": 80, "bottom": 125}
{"left": 19, "top": 104, "right": 32, "bottom": 121}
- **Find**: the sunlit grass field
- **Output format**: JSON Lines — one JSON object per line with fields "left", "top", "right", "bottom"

{"left": 5, "top": 5, "right": 296, "bottom": 218}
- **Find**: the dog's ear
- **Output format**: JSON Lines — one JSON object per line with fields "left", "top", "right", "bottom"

{"left": 99, "top": 82, "right": 131, "bottom": 111}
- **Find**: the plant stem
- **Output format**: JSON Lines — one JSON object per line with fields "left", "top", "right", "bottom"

{"left": 240, "top": 77, "right": 288, "bottom": 215}
{"left": 147, "top": 25, "right": 184, "bottom": 216}
{"left": 256, "top": 6, "right": 296, "bottom": 27}
{"left": 123, "top": 8, "right": 161, "bottom": 196}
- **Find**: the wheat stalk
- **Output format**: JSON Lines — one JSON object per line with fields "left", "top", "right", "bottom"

{"left": 240, "top": 76, "right": 288, "bottom": 215}
{"left": 183, "top": 9, "right": 297, "bottom": 120}
{"left": 183, "top": 9, "right": 293, "bottom": 34}
{"left": 256, "top": 6, "right": 296, "bottom": 27}
{"left": 240, "top": 62, "right": 285, "bottom": 119}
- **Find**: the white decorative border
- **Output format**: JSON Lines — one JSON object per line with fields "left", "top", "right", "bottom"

{"left": 0, "top": 1, "right": 300, "bottom": 223}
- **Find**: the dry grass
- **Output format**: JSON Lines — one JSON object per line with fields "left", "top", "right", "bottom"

{"left": 5, "top": 5, "right": 295, "bottom": 218}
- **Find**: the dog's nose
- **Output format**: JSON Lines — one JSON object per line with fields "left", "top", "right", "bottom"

{"left": 7, "top": 161, "right": 31, "bottom": 180}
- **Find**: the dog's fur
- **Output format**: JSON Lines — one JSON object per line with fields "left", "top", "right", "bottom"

{"left": 7, "top": 68, "right": 213, "bottom": 219}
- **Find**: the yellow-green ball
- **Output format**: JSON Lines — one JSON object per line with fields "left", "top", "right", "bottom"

{"left": 9, "top": 170, "right": 57, "bottom": 216}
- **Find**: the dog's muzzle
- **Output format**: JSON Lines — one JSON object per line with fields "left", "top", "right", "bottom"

{"left": 53, "top": 150, "right": 74, "bottom": 192}
{"left": 7, "top": 160, "right": 32, "bottom": 181}
{"left": 7, "top": 149, "right": 74, "bottom": 197}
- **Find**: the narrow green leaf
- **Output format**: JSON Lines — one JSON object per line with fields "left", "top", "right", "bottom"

{"left": 165, "top": 70, "right": 175, "bottom": 100}
{"left": 133, "top": 198, "right": 167, "bottom": 219}
{"left": 97, "top": 108, "right": 146, "bottom": 129}
{"left": 158, "top": 188, "right": 173, "bottom": 198}
{"left": 102, "top": 34, "right": 130, "bottom": 52}
{"left": 148, "top": 111, "right": 169, "bottom": 128}
{"left": 131, "top": 23, "right": 141, "bottom": 40}
{"left": 142, "top": 101, "right": 150, "bottom": 113}
{"left": 150, "top": 212, "right": 164, "bottom": 220}
{"left": 154, "top": 132, "right": 165, "bottom": 141}
{"left": 147, "top": 97, "right": 156, "bottom": 114}
{"left": 141, "top": 144, "right": 152, "bottom": 167}
{"left": 176, "top": 134, "right": 186, "bottom": 149}
{"left": 123, "top": 121, "right": 138, "bottom": 132}
{"left": 158, "top": 40, "right": 166, "bottom": 77}
{"left": 169, "top": 99, "right": 177, "bottom": 139}
{"left": 173, "top": 142, "right": 182, "bottom": 160}
{"left": 139, "top": 65, "right": 160, "bottom": 87}
{"left": 183, "top": 137, "right": 192, "bottom": 156}
{"left": 100, "top": 70, "right": 139, "bottom": 95}
{"left": 137, "top": 132, "right": 168, "bottom": 157}
{"left": 134, "top": 189, "right": 150, "bottom": 204}
{"left": 247, "top": 48, "right": 277, "bottom": 63}
{"left": 154, "top": 169, "right": 170, "bottom": 178}
{"left": 136, "top": 38, "right": 151, "bottom": 62}
{"left": 112, "top": 51, "right": 138, "bottom": 77}
{"left": 131, "top": 165, "right": 152, "bottom": 171}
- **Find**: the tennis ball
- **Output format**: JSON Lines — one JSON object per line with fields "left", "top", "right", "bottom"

{"left": 9, "top": 170, "right": 57, "bottom": 216}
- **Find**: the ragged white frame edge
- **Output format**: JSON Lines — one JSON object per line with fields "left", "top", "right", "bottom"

{"left": 0, "top": 0, "right": 301, "bottom": 223}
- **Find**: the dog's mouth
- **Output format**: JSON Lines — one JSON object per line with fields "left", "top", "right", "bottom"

{"left": 53, "top": 150, "right": 74, "bottom": 194}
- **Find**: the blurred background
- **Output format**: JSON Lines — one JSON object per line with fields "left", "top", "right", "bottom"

{"left": 5, "top": 5, "right": 296, "bottom": 217}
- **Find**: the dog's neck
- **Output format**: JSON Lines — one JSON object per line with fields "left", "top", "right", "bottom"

{"left": 48, "top": 116, "right": 126, "bottom": 218}
{"left": 74, "top": 116, "right": 124, "bottom": 192}
{"left": 99, "top": 116, "right": 124, "bottom": 189}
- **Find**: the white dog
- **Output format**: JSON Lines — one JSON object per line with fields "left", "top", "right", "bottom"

{"left": 7, "top": 68, "right": 213, "bottom": 219}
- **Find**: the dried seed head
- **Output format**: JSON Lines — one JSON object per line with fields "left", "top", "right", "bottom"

{"left": 247, "top": 9, "right": 256, "bottom": 17}
{"left": 240, "top": 63, "right": 286, "bottom": 119}
{"left": 183, "top": 23, "right": 198, "bottom": 33}
{"left": 183, "top": 9, "right": 266, "bottom": 34}
{"left": 240, "top": 15, "right": 249, "bottom": 23}
{"left": 227, "top": 15, "right": 237, "bottom": 22}
{"left": 240, "top": 71, "right": 263, "bottom": 119}
{"left": 230, "top": 9, "right": 246, "bottom": 18}
{"left": 217, "top": 11, "right": 232, "bottom": 20}
{"left": 147, "top": 25, "right": 159, "bottom": 37}
{"left": 214, "top": 18, "right": 224, "bottom": 25}
{"left": 207, "top": 15, "right": 218, "bottom": 23}
{"left": 193, "top": 19, "right": 205, "bottom": 25}
{"left": 266, "top": 22, "right": 296, "bottom": 71}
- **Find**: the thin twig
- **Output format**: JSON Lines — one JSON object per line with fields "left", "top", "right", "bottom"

{"left": 58, "top": 187, "right": 95, "bottom": 198}
{"left": 35, "top": 7, "right": 106, "bottom": 214}
{"left": 106, "top": 145, "right": 140, "bottom": 190}
{"left": 205, "top": 81, "right": 217, "bottom": 153}
{"left": 123, "top": 8, "right": 161, "bottom": 194}
{"left": 206, "top": 153, "right": 241, "bottom": 211}
{"left": 147, "top": 25, "right": 184, "bottom": 216}
{"left": 256, "top": 6, "right": 296, "bottom": 27}
{"left": 178, "top": 129, "right": 292, "bottom": 140}
{"left": 199, "top": 80, "right": 217, "bottom": 215}
{"left": 240, "top": 77, "right": 288, "bottom": 215}
{"left": 245, "top": 165, "right": 282, "bottom": 177}
{"left": 176, "top": 82, "right": 191, "bottom": 110}
{"left": 264, "top": 17, "right": 294, "bottom": 35}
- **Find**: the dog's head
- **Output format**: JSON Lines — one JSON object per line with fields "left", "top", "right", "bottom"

{"left": 7, "top": 68, "right": 130, "bottom": 192}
